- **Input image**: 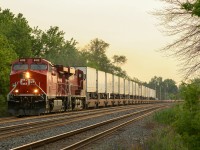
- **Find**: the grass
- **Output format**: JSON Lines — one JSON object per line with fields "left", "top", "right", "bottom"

{"left": 146, "top": 105, "right": 188, "bottom": 150}
{"left": 153, "top": 105, "right": 178, "bottom": 125}
{"left": 147, "top": 127, "right": 187, "bottom": 150}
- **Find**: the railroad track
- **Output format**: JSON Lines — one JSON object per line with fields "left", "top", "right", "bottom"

{"left": 0, "top": 109, "right": 89, "bottom": 125}
{"left": 11, "top": 105, "right": 166, "bottom": 150}
{"left": 0, "top": 104, "right": 152, "bottom": 139}
{"left": 0, "top": 104, "right": 148, "bottom": 125}
{"left": 0, "top": 117, "right": 16, "bottom": 123}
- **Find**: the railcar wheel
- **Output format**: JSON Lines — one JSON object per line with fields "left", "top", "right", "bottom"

{"left": 95, "top": 103, "right": 99, "bottom": 109}
{"left": 82, "top": 99, "right": 86, "bottom": 109}
{"left": 71, "top": 97, "right": 77, "bottom": 110}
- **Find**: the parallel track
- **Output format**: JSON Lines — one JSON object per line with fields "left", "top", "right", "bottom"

{"left": 0, "top": 117, "right": 16, "bottom": 123}
{"left": 0, "top": 104, "right": 146, "bottom": 125}
{"left": 0, "top": 105, "right": 151, "bottom": 139}
{"left": 62, "top": 108, "right": 162, "bottom": 150}
{"left": 11, "top": 105, "right": 166, "bottom": 150}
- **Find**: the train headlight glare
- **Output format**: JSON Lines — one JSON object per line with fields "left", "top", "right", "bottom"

{"left": 15, "top": 89, "right": 19, "bottom": 93}
{"left": 34, "top": 89, "right": 38, "bottom": 93}
{"left": 25, "top": 72, "right": 30, "bottom": 79}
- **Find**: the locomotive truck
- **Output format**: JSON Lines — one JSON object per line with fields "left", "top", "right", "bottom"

{"left": 7, "top": 58, "right": 156, "bottom": 116}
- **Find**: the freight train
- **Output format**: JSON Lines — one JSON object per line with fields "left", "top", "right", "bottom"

{"left": 7, "top": 58, "right": 157, "bottom": 116}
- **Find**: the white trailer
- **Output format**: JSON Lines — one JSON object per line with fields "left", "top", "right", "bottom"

{"left": 129, "top": 81, "right": 133, "bottom": 96}
{"left": 76, "top": 67, "right": 97, "bottom": 93}
{"left": 97, "top": 70, "right": 106, "bottom": 93}
{"left": 125, "top": 79, "right": 129, "bottom": 95}
{"left": 106, "top": 73, "right": 112, "bottom": 94}
{"left": 141, "top": 85, "right": 145, "bottom": 98}
{"left": 119, "top": 77, "right": 124, "bottom": 95}
{"left": 113, "top": 75, "right": 119, "bottom": 94}
{"left": 135, "top": 83, "right": 139, "bottom": 97}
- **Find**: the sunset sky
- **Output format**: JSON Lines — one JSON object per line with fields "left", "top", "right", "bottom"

{"left": 0, "top": 0, "right": 181, "bottom": 83}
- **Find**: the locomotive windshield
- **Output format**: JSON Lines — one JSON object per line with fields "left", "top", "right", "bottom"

{"left": 13, "top": 64, "right": 28, "bottom": 70}
{"left": 30, "top": 64, "right": 47, "bottom": 70}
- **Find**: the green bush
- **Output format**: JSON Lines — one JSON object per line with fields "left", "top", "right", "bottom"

{"left": 147, "top": 127, "right": 187, "bottom": 150}
{"left": 153, "top": 105, "right": 178, "bottom": 125}
{"left": 148, "top": 79, "right": 200, "bottom": 150}
{"left": 175, "top": 79, "right": 200, "bottom": 150}
{"left": 0, "top": 95, "right": 9, "bottom": 117}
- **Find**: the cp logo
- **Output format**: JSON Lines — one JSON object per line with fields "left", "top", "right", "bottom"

{"left": 20, "top": 79, "right": 30, "bottom": 85}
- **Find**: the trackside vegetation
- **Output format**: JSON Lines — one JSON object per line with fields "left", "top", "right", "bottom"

{"left": 147, "top": 79, "right": 200, "bottom": 150}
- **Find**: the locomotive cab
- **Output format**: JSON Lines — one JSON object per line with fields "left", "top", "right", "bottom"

{"left": 7, "top": 58, "right": 51, "bottom": 116}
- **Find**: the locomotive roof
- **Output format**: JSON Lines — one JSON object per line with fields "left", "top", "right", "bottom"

{"left": 12, "top": 58, "right": 54, "bottom": 66}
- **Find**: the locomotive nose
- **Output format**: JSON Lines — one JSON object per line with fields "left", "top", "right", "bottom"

{"left": 21, "top": 71, "right": 31, "bottom": 79}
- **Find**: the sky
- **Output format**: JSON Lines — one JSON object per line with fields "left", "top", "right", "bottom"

{"left": 0, "top": 0, "right": 182, "bottom": 83}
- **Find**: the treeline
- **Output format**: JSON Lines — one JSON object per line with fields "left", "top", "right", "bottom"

{"left": 0, "top": 8, "right": 131, "bottom": 116}
{"left": 148, "top": 79, "right": 200, "bottom": 149}
{"left": 144, "top": 76, "right": 178, "bottom": 100}
{"left": 0, "top": 8, "right": 129, "bottom": 100}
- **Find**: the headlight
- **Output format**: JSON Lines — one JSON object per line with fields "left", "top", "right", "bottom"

{"left": 33, "top": 89, "right": 38, "bottom": 93}
{"left": 25, "top": 72, "right": 30, "bottom": 79}
{"left": 14, "top": 89, "right": 19, "bottom": 93}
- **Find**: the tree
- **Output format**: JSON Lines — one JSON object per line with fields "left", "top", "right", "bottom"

{"left": 38, "top": 26, "right": 66, "bottom": 60}
{"left": 0, "top": 35, "right": 17, "bottom": 98}
{"left": 112, "top": 55, "right": 127, "bottom": 66}
{"left": 0, "top": 8, "right": 33, "bottom": 57}
{"left": 176, "top": 78, "right": 200, "bottom": 149}
{"left": 147, "top": 76, "right": 178, "bottom": 100}
{"left": 82, "top": 38, "right": 112, "bottom": 71}
{"left": 82, "top": 38, "right": 129, "bottom": 78}
{"left": 31, "top": 27, "right": 44, "bottom": 57}
{"left": 154, "top": 0, "right": 200, "bottom": 79}
{"left": 32, "top": 26, "right": 83, "bottom": 66}
{"left": 163, "top": 79, "right": 178, "bottom": 99}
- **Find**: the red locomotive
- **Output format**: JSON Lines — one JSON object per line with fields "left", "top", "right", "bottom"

{"left": 7, "top": 58, "right": 85, "bottom": 116}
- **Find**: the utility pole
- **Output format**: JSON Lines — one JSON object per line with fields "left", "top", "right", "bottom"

{"left": 160, "top": 86, "right": 161, "bottom": 100}
{"left": 155, "top": 83, "right": 157, "bottom": 99}
{"left": 166, "top": 83, "right": 168, "bottom": 100}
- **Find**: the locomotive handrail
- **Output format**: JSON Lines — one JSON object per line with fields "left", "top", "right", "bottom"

{"left": 57, "top": 82, "right": 80, "bottom": 96}
{"left": 79, "top": 80, "right": 84, "bottom": 88}
{"left": 7, "top": 81, "right": 19, "bottom": 101}
{"left": 34, "top": 82, "right": 47, "bottom": 98}
{"left": 57, "top": 82, "right": 69, "bottom": 95}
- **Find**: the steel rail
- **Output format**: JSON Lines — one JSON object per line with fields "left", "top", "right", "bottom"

{"left": 0, "top": 104, "right": 147, "bottom": 131}
{"left": 11, "top": 105, "right": 164, "bottom": 150}
{"left": 0, "top": 117, "right": 16, "bottom": 122}
{"left": 0, "top": 104, "right": 151, "bottom": 125}
{"left": 0, "top": 105, "right": 151, "bottom": 139}
{"left": 62, "top": 107, "right": 163, "bottom": 150}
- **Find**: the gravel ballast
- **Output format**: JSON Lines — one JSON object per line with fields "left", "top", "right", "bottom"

{"left": 0, "top": 105, "right": 167, "bottom": 150}
{"left": 82, "top": 115, "right": 157, "bottom": 150}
